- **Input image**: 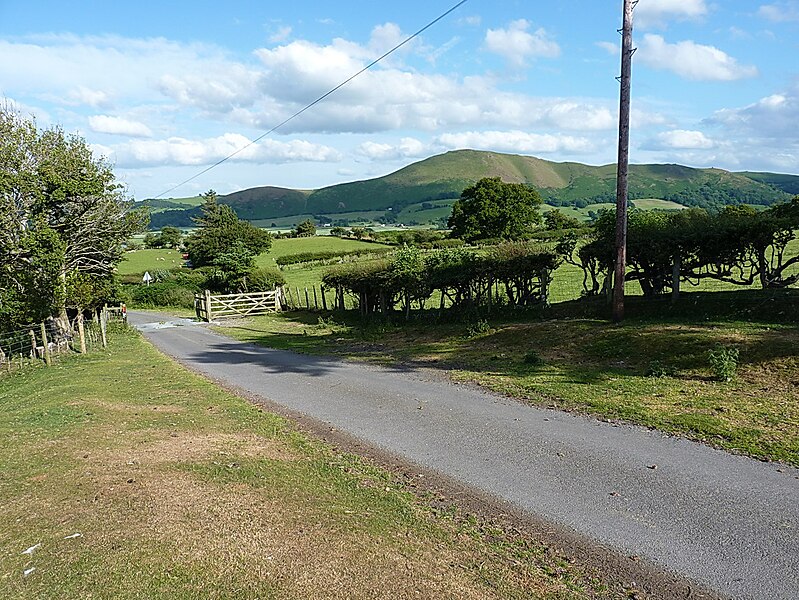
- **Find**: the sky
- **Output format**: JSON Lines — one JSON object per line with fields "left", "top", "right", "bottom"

{"left": 1, "top": 0, "right": 798, "bottom": 200}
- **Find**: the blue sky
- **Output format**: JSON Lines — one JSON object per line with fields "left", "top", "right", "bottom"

{"left": 1, "top": 0, "right": 798, "bottom": 200}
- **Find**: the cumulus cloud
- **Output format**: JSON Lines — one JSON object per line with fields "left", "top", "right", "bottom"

{"left": 435, "top": 130, "right": 593, "bottom": 154}
{"left": 758, "top": 2, "right": 799, "bottom": 22}
{"left": 636, "top": 0, "right": 709, "bottom": 29}
{"left": 356, "top": 137, "right": 427, "bottom": 160}
{"left": 484, "top": 20, "right": 560, "bottom": 67}
{"left": 67, "top": 86, "right": 113, "bottom": 108}
{"left": 709, "top": 87, "right": 799, "bottom": 140}
{"left": 638, "top": 34, "right": 758, "bottom": 81}
{"left": 99, "top": 133, "right": 341, "bottom": 168}
{"left": 88, "top": 115, "right": 153, "bottom": 137}
{"left": 647, "top": 129, "right": 715, "bottom": 150}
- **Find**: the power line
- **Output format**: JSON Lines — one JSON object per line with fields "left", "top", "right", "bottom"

{"left": 155, "top": 0, "right": 470, "bottom": 199}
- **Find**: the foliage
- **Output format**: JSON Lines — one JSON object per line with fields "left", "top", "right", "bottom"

{"left": 293, "top": 219, "right": 317, "bottom": 237}
{"left": 242, "top": 267, "right": 286, "bottom": 292}
{"left": 330, "top": 226, "right": 348, "bottom": 237}
{"left": 0, "top": 106, "right": 146, "bottom": 330}
{"left": 276, "top": 247, "right": 393, "bottom": 266}
{"left": 544, "top": 209, "right": 582, "bottom": 231}
{"left": 448, "top": 177, "right": 543, "bottom": 243}
{"left": 565, "top": 198, "right": 799, "bottom": 298}
{"left": 143, "top": 226, "right": 183, "bottom": 249}
{"left": 322, "top": 243, "right": 559, "bottom": 317}
{"left": 185, "top": 190, "right": 270, "bottom": 267}
{"left": 185, "top": 190, "right": 272, "bottom": 292}
{"left": 466, "top": 319, "right": 493, "bottom": 338}
{"left": 707, "top": 345, "right": 740, "bottom": 382}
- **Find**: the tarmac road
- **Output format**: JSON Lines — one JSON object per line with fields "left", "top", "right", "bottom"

{"left": 129, "top": 311, "right": 799, "bottom": 600}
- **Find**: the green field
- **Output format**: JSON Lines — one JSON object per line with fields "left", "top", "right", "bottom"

{"left": 117, "top": 249, "right": 184, "bottom": 275}
{"left": 0, "top": 328, "right": 621, "bottom": 599}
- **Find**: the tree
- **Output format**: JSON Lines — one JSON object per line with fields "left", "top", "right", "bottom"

{"left": 185, "top": 190, "right": 271, "bottom": 268}
{"left": 0, "top": 105, "right": 147, "bottom": 330}
{"left": 158, "top": 226, "right": 182, "bottom": 248}
{"left": 448, "top": 178, "right": 542, "bottom": 243}
{"left": 544, "top": 209, "right": 582, "bottom": 230}
{"left": 184, "top": 191, "right": 272, "bottom": 292}
{"left": 294, "top": 219, "right": 316, "bottom": 237}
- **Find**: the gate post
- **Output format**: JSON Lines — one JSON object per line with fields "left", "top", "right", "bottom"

{"left": 204, "top": 289, "right": 213, "bottom": 322}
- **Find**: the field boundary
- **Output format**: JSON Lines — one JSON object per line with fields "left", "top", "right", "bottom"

{"left": 194, "top": 289, "right": 282, "bottom": 321}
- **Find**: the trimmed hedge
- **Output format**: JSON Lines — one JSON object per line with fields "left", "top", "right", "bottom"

{"left": 322, "top": 242, "right": 560, "bottom": 316}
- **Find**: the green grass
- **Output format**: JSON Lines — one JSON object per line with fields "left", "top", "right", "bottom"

{"left": 219, "top": 292, "right": 799, "bottom": 466}
{"left": 0, "top": 327, "right": 620, "bottom": 599}
{"left": 117, "top": 249, "right": 184, "bottom": 275}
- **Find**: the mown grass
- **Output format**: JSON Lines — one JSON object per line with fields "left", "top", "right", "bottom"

{"left": 219, "top": 291, "right": 799, "bottom": 466}
{"left": 0, "top": 327, "right": 619, "bottom": 599}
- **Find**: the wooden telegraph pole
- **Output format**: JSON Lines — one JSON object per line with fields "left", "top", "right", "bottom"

{"left": 612, "top": 0, "right": 635, "bottom": 322}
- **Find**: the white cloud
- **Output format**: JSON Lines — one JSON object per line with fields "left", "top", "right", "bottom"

{"left": 758, "top": 2, "right": 799, "bottom": 22}
{"left": 709, "top": 87, "right": 799, "bottom": 140}
{"left": 484, "top": 20, "right": 560, "bottom": 67}
{"left": 636, "top": 0, "right": 709, "bottom": 29}
{"left": 435, "top": 130, "right": 593, "bottom": 154}
{"left": 649, "top": 129, "right": 715, "bottom": 150}
{"left": 67, "top": 86, "right": 113, "bottom": 108}
{"left": 268, "top": 26, "right": 292, "bottom": 44}
{"left": 638, "top": 34, "right": 758, "bottom": 81}
{"left": 101, "top": 133, "right": 341, "bottom": 168}
{"left": 595, "top": 41, "right": 618, "bottom": 56}
{"left": 356, "top": 137, "right": 427, "bottom": 160}
{"left": 88, "top": 115, "right": 153, "bottom": 137}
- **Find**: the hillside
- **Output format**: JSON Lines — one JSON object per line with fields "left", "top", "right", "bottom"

{"left": 146, "top": 150, "right": 797, "bottom": 228}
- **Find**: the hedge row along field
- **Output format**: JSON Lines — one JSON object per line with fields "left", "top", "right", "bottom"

{"left": 322, "top": 243, "right": 559, "bottom": 317}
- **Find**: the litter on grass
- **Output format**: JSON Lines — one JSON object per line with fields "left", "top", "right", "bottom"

{"left": 63, "top": 533, "right": 82, "bottom": 539}
{"left": 21, "top": 543, "right": 40, "bottom": 555}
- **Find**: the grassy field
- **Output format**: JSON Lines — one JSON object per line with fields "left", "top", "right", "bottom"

{"left": 0, "top": 327, "right": 623, "bottom": 599}
{"left": 219, "top": 291, "right": 799, "bottom": 467}
{"left": 117, "top": 248, "right": 184, "bottom": 276}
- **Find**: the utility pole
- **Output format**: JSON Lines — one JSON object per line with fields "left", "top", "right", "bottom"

{"left": 612, "top": 0, "right": 635, "bottom": 322}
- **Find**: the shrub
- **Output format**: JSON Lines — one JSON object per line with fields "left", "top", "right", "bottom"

{"left": 708, "top": 345, "right": 740, "bottom": 382}
{"left": 246, "top": 268, "right": 286, "bottom": 292}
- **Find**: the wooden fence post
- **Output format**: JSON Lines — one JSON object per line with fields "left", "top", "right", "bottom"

{"left": 313, "top": 286, "right": 319, "bottom": 310}
{"left": 321, "top": 286, "right": 328, "bottom": 311}
{"left": 40, "top": 322, "right": 52, "bottom": 366}
{"left": 77, "top": 313, "right": 87, "bottom": 354}
{"left": 29, "top": 330, "right": 36, "bottom": 359}
{"left": 304, "top": 288, "right": 310, "bottom": 310}
{"left": 100, "top": 308, "right": 108, "bottom": 348}
{"left": 204, "top": 289, "right": 213, "bottom": 321}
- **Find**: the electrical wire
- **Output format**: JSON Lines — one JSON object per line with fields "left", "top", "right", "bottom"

{"left": 154, "top": 0, "right": 470, "bottom": 199}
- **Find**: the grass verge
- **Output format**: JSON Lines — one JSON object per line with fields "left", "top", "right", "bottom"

{"left": 218, "top": 291, "right": 799, "bottom": 466}
{"left": 0, "top": 326, "right": 620, "bottom": 599}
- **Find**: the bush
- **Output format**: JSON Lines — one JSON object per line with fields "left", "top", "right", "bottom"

{"left": 466, "top": 319, "right": 492, "bottom": 338}
{"left": 246, "top": 268, "right": 286, "bottom": 292}
{"left": 708, "top": 345, "right": 740, "bottom": 382}
{"left": 121, "top": 281, "right": 196, "bottom": 309}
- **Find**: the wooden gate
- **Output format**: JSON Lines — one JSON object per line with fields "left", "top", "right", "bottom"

{"left": 195, "top": 289, "right": 282, "bottom": 322}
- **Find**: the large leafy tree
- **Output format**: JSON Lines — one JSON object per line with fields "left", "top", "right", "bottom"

{"left": 448, "top": 177, "right": 543, "bottom": 243}
{"left": 0, "top": 106, "right": 147, "bottom": 329}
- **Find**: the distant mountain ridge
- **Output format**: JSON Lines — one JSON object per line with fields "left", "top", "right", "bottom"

{"left": 146, "top": 150, "right": 799, "bottom": 228}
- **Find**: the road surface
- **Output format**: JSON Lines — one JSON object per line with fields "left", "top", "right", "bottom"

{"left": 129, "top": 311, "right": 799, "bottom": 600}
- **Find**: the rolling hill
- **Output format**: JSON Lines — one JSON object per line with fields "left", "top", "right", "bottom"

{"left": 145, "top": 150, "right": 799, "bottom": 228}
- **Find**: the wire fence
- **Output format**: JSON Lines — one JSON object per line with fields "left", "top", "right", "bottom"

{"left": 0, "top": 306, "right": 127, "bottom": 378}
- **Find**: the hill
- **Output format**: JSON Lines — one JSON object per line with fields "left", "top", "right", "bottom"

{"left": 146, "top": 150, "right": 798, "bottom": 228}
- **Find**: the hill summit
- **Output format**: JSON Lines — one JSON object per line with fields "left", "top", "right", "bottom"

{"left": 147, "top": 150, "right": 799, "bottom": 228}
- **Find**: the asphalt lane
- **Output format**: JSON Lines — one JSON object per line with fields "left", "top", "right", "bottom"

{"left": 129, "top": 311, "right": 799, "bottom": 600}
